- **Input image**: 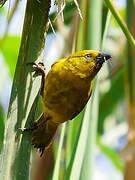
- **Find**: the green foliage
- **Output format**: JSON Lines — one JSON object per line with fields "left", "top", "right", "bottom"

{"left": 104, "top": 0, "right": 135, "bottom": 48}
{"left": 98, "top": 69, "right": 125, "bottom": 134}
{"left": 0, "top": 0, "right": 135, "bottom": 179}
{"left": 1, "top": 36, "right": 21, "bottom": 77}
{"left": 126, "top": 0, "right": 134, "bottom": 104}
{"left": 52, "top": 123, "right": 66, "bottom": 180}
{"left": 65, "top": 109, "right": 85, "bottom": 180}
{"left": 0, "top": 0, "right": 51, "bottom": 180}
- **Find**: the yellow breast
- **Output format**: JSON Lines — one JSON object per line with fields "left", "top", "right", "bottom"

{"left": 42, "top": 58, "right": 93, "bottom": 124}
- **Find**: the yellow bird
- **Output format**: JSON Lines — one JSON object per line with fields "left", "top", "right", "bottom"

{"left": 26, "top": 50, "right": 111, "bottom": 156}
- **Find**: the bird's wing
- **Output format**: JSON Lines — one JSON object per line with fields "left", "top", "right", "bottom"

{"left": 51, "top": 58, "right": 66, "bottom": 68}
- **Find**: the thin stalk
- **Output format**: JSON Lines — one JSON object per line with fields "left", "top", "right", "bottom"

{"left": 65, "top": 121, "right": 73, "bottom": 167}
{"left": 52, "top": 123, "right": 66, "bottom": 180}
{"left": 64, "top": 109, "right": 85, "bottom": 180}
{"left": 80, "top": 79, "right": 99, "bottom": 180}
{"left": 104, "top": 0, "right": 135, "bottom": 49}
{"left": 67, "top": 105, "right": 91, "bottom": 180}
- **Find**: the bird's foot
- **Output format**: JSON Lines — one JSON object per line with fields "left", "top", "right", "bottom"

{"left": 27, "top": 62, "right": 46, "bottom": 77}
{"left": 27, "top": 62, "right": 46, "bottom": 96}
{"left": 19, "top": 122, "right": 38, "bottom": 132}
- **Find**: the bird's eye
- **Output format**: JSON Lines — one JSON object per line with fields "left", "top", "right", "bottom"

{"left": 84, "top": 54, "right": 92, "bottom": 59}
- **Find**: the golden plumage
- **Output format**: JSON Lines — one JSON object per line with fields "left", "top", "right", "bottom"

{"left": 28, "top": 50, "right": 111, "bottom": 156}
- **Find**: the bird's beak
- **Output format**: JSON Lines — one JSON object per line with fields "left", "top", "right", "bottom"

{"left": 94, "top": 53, "right": 112, "bottom": 64}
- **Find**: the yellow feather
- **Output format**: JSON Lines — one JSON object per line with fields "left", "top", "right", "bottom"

{"left": 30, "top": 50, "right": 111, "bottom": 156}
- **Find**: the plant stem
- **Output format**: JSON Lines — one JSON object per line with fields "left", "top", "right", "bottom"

{"left": 0, "top": 0, "right": 51, "bottom": 180}
{"left": 104, "top": 0, "right": 135, "bottom": 49}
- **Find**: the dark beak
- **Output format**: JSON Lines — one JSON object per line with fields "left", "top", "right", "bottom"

{"left": 94, "top": 53, "right": 112, "bottom": 64}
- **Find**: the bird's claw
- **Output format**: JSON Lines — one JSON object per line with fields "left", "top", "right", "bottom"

{"left": 27, "top": 62, "right": 46, "bottom": 77}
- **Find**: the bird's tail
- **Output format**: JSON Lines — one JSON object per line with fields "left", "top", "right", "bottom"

{"left": 32, "top": 113, "right": 58, "bottom": 156}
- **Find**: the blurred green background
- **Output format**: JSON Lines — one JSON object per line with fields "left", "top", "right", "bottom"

{"left": 0, "top": 0, "right": 135, "bottom": 180}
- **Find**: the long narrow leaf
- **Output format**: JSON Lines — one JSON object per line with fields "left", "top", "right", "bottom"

{"left": 0, "top": 0, "right": 51, "bottom": 179}
{"left": 80, "top": 79, "right": 99, "bottom": 179}
{"left": 64, "top": 109, "right": 86, "bottom": 180}
{"left": 0, "top": 104, "right": 5, "bottom": 152}
{"left": 52, "top": 123, "right": 66, "bottom": 180}
{"left": 104, "top": 0, "right": 135, "bottom": 48}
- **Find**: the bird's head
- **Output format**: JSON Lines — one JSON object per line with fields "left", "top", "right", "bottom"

{"left": 68, "top": 50, "right": 112, "bottom": 79}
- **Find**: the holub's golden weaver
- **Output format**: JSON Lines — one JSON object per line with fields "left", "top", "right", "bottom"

{"left": 25, "top": 50, "right": 111, "bottom": 156}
